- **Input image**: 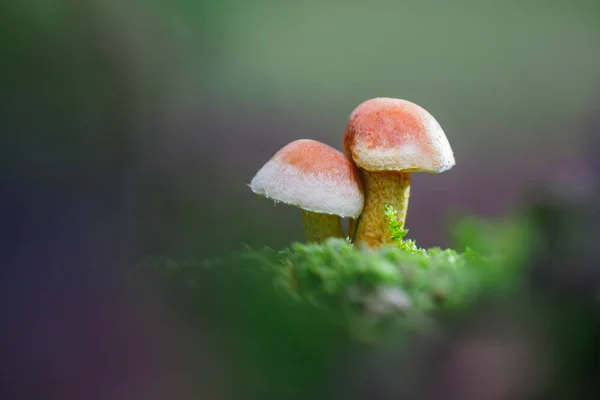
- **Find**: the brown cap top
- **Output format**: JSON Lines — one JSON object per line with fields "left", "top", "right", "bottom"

{"left": 343, "top": 98, "right": 455, "bottom": 173}
{"left": 250, "top": 139, "right": 364, "bottom": 218}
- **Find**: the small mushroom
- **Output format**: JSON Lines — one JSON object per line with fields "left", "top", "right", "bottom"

{"left": 343, "top": 98, "right": 455, "bottom": 248}
{"left": 250, "top": 139, "right": 364, "bottom": 243}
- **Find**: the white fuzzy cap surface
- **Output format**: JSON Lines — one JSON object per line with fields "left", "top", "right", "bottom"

{"left": 250, "top": 139, "right": 364, "bottom": 218}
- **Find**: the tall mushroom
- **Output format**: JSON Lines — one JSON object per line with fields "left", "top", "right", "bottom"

{"left": 343, "top": 98, "right": 455, "bottom": 248}
{"left": 250, "top": 139, "right": 364, "bottom": 243}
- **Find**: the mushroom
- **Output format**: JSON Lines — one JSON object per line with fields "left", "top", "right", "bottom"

{"left": 250, "top": 139, "right": 364, "bottom": 243}
{"left": 343, "top": 98, "right": 455, "bottom": 248}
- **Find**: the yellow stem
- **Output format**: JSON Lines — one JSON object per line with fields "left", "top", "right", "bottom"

{"left": 302, "top": 211, "right": 345, "bottom": 243}
{"left": 353, "top": 170, "right": 411, "bottom": 249}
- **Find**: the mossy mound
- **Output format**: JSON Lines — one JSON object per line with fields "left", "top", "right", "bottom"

{"left": 136, "top": 213, "right": 533, "bottom": 343}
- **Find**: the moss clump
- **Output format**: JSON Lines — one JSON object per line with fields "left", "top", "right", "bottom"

{"left": 138, "top": 206, "right": 534, "bottom": 343}
{"left": 383, "top": 203, "right": 424, "bottom": 255}
{"left": 265, "top": 205, "right": 532, "bottom": 315}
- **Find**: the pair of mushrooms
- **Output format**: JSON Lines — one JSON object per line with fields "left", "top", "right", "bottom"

{"left": 250, "top": 97, "right": 455, "bottom": 249}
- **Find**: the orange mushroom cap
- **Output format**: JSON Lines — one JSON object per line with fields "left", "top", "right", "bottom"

{"left": 250, "top": 139, "right": 364, "bottom": 218}
{"left": 343, "top": 98, "right": 455, "bottom": 173}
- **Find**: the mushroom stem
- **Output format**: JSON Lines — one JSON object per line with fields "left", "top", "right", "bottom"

{"left": 354, "top": 171, "right": 411, "bottom": 248}
{"left": 302, "top": 211, "right": 345, "bottom": 243}
{"left": 348, "top": 218, "right": 359, "bottom": 242}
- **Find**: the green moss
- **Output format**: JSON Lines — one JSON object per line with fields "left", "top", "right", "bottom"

{"left": 131, "top": 209, "right": 539, "bottom": 399}
{"left": 383, "top": 203, "right": 424, "bottom": 255}
{"left": 138, "top": 206, "right": 535, "bottom": 344}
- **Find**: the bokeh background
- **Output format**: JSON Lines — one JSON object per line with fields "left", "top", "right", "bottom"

{"left": 5, "top": 0, "right": 600, "bottom": 257}
{"left": 2, "top": 0, "right": 600, "bottom": 399}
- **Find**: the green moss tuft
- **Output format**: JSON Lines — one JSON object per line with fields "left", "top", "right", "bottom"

{"left": 383, "top": 203, "right": 426, "bottom": 255}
